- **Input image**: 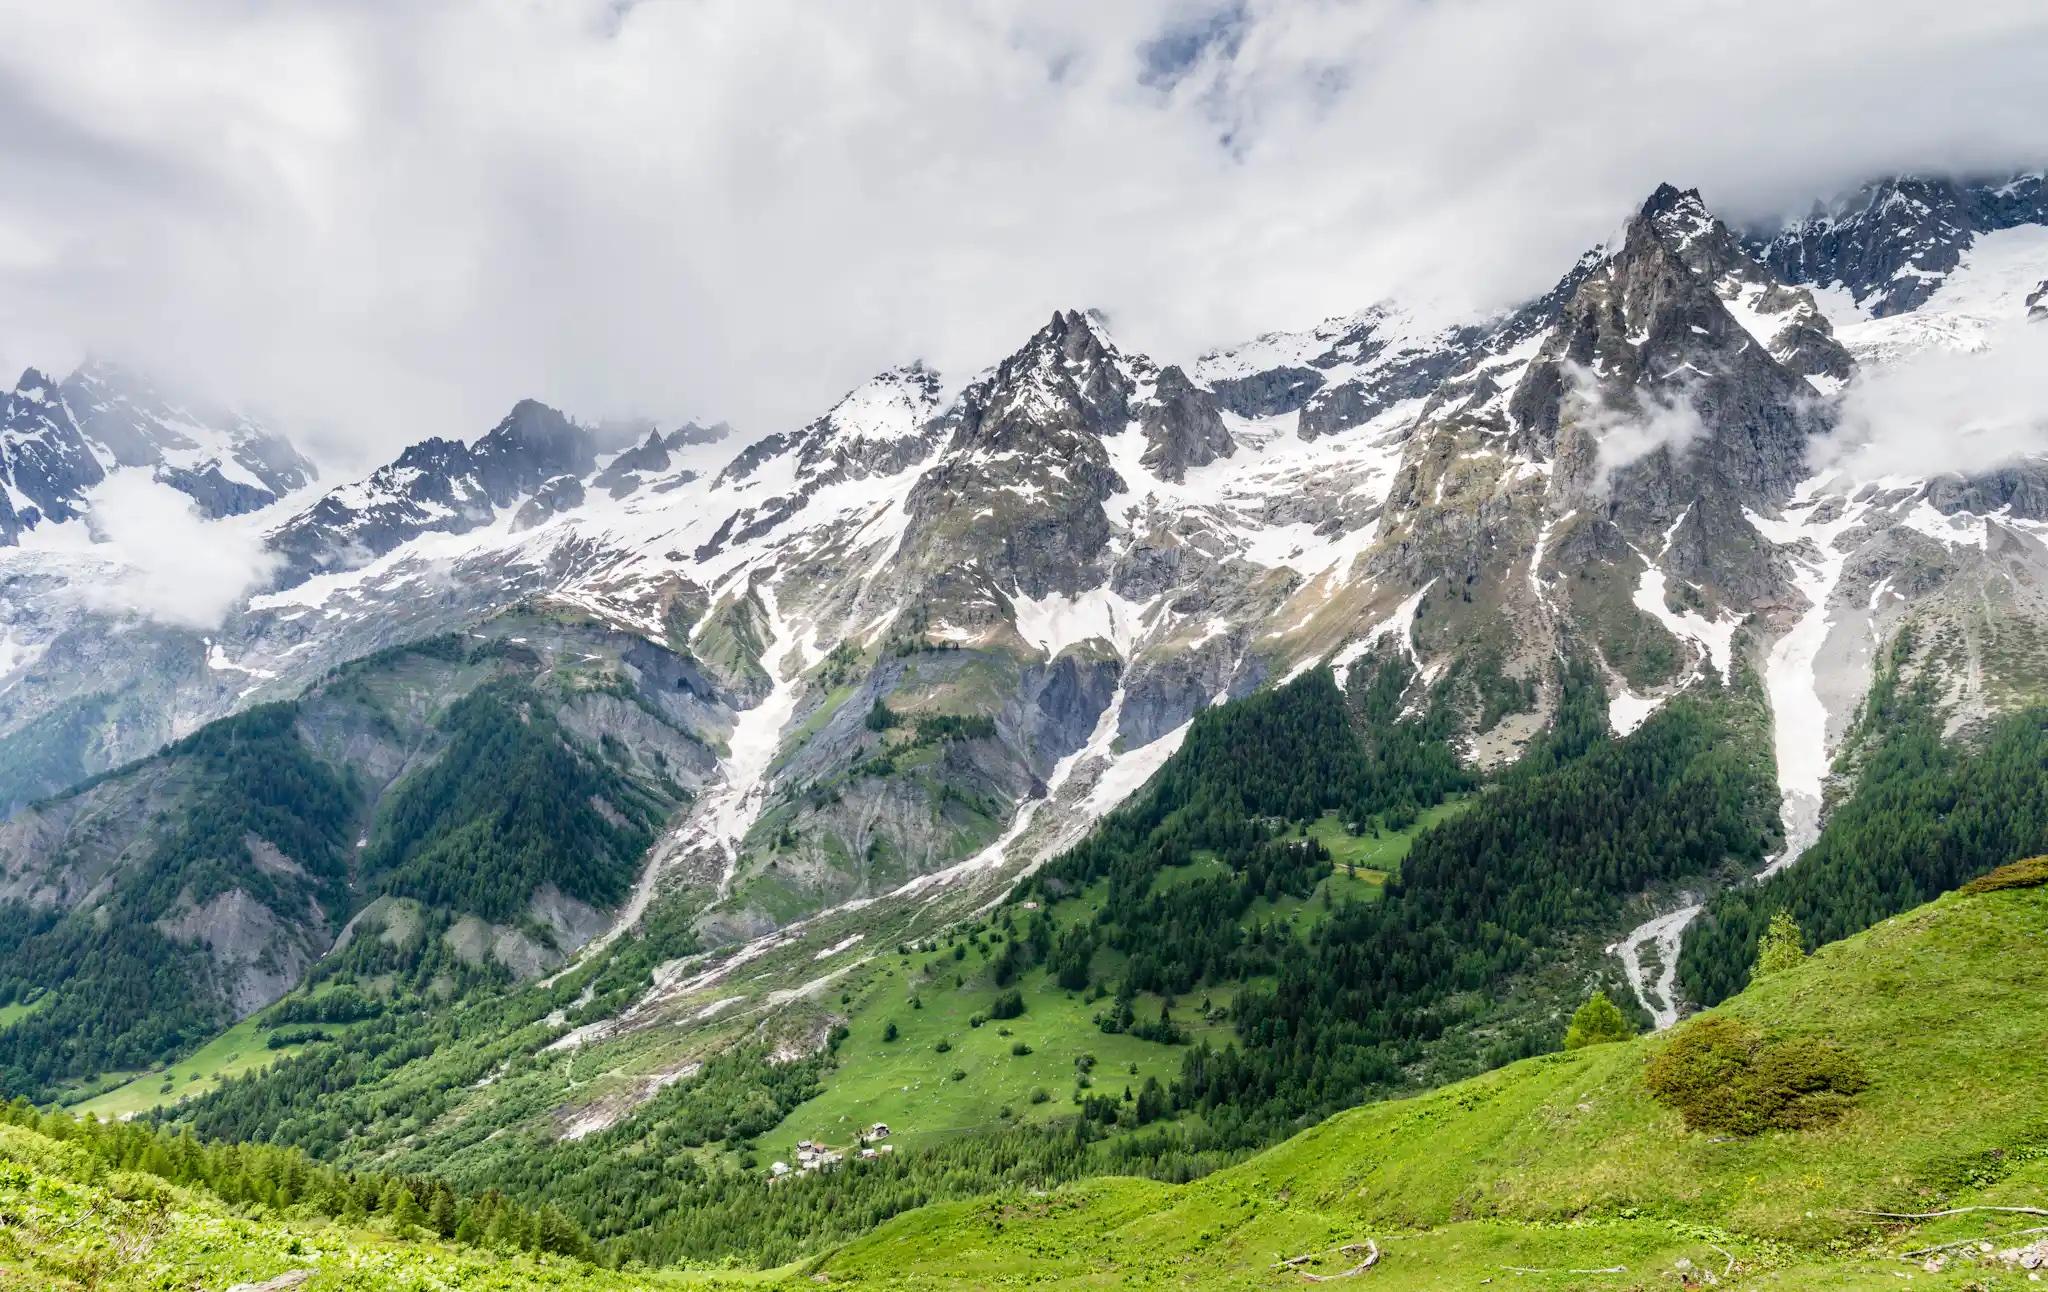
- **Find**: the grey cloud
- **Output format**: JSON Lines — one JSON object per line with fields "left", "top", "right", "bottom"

{"left": 0, "top": 0, "right": 2042, "bottom": 470}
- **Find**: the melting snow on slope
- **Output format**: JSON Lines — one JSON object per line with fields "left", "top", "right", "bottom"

{"left": 1008, "top": 584, "right": 1146, "bottom": 658}
{"left": 1631, "top": 564, "right": 1740, "bottom": 682}
{"left": 699, "top": 580, "right": 816, "bottom": 893}
{"left": 1329, "top": 579, "right": 1435, "bottom": 684}
{"left": 1746, "top": 488, "right": 1868, "bottom": 876}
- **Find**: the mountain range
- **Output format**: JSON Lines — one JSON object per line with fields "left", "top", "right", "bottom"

{"left": 0, "top": 169, "right": 2045, "bottom": 1281}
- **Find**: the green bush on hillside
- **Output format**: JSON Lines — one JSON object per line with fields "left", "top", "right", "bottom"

{"left": 1644, "top": 1017, "right": 1869, "bottom": 1134}
{"left": 1960, "top": 854, "right": 2048, "bottom": 895}
{"left": 1562, "top": 991, "right": 1634, "bottom": 1050}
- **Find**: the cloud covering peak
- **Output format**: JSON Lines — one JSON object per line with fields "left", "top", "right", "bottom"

{"left": 0, "top": 1, "right": 2044, "bottom": 465}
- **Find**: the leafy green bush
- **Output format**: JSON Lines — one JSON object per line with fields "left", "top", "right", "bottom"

{"left": 1751, "top": 911, "right": 1806, "bottom": 979}
{"left": 1562, "top": 992, "right": 1633, "bottom": 1050}
{"left": 1644, "top": 1017, "right": 1869, "bottom": 1134}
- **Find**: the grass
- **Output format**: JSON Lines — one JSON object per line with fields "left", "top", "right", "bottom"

{"left": 763, "top": 804, "right": 1474, "bottom": 1160}
{"left": 1303, "top": 798, "right": 1469, "bottom": 872}
{"left": 0, "top": 1120, "right": 779, "bottom": 1291}
{"left": 68, "top": 1015, "right": 330, "bottom": 1120}
{"left": 0, "top": 997, "right": 45, "bottom": 1029}
{"left": 759, "top": 948, "right": 1228, "bottom": 1157}
{"left": 815, "top": 881, "right": 2048, "bottom": 1287}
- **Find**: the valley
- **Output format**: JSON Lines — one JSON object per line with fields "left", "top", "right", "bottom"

{"left": 0, "top": 163, "right": 2044, "bottom": 1286}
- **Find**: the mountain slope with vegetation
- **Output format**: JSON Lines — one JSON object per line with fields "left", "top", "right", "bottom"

{"left": 817, "top": 865, "right": 2048, "bottom": 1287}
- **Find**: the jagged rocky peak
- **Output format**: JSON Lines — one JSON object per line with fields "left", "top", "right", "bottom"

{"left": 956, "top": 307, "right": 1138, "bottom": 447}
{"left": 898, "top": 310, "right": 1146, "bottom": 602}
{"left": 62, "top": 359, "right": 316, "bottom": 505}
{"left": 1633, "top": 186, "right": 1853, "bottom": 388}
{"left": 1508, "top": 182, "right": 1831, "bottom": 542}
{"left": 0, "top": 359, "right": 318, "bottom": 542}
{"left": 1750, "top": 172, "right": 2048, "bottom": 317}
{"left": 468, "top": 399, "right": 597, "bottom": 503}
{"left": 268, "top": 396, "right": 593, "bottom": 585}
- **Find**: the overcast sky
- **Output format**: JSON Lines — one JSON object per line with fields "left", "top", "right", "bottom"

{"left": 2, "top": 0, "right": 2045, "bottom": 470}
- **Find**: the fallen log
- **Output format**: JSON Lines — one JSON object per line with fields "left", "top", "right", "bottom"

{"left": 1274, "top": 1239, "right": 1381, "bottom": 1280}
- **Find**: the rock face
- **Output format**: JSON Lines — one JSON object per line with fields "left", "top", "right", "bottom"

{"left": 1137, "top": 366, "right": 1235, "bottom": 483}
{"left": 270, "top": 399, "right": 594, "bottom": 583}
{"left": 901, "top": 311, "right": 1139, "bottom": 601}
{"left": 0, "top": 361, "right": 315, "bottom": 544}
{"left": 1750, "top": 173, "right": 2048, "bottom": 316}
{"left": 1511, "top": 185, "right": 1830, "bottom": 527}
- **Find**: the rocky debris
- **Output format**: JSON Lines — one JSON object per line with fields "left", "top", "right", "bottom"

{"left": 227, "top": 1271, "right": 315, "bottom": 1292}
{"left": 2029, "top": 279, "right": 2048, "bottom": 321}
{"left": 1751, "top": 172, "right": 2048, "bottom": 316}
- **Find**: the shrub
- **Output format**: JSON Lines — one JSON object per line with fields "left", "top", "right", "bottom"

{"left": 934, "top": 1039, "right": 951, "bottom": 1053}
{"left": 1644, "top": 1017, "right": 1869, "bottom": 1134}
{"left": 1010, "top": 1041, "right": 1033, "bottom": 1056}
{"left": 881, "top": 1020, "right": 899, "bottom": 1043}
{"left": 1562, "top": 991, "right": 1634, "bottom": 1050}
{"left": 1752, "top": 911, "right": 1807, "bottom": 979}
{"left": 1028, "top": 1087, "right": 1051, "bottom": 1105}
{"left": 1961, "top": 855, "right": 2048, "bottom": 894}
{"left": 989, "top": 989, "right": 1026, "bottom": 1020}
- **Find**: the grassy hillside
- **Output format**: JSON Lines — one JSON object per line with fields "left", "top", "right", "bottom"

{"left": 815, "top": 869, "right": 2048, "bottom": 1288}
{"left": 0, "top": 1118, "right": 777, "bottom": 1291}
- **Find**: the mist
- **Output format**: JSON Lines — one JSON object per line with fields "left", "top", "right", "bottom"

{"left": 1815, "top": 321, "right": 2048, "bottom": 484}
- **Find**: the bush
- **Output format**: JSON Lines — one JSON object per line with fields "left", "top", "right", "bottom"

{"left": 1961, "top": 854, "right": 2048, "bottom": 894}
{"left": 934, "top": 1039, "right": 951, "bottom": 1053}
{"left": 881, "top": 1020, "right": 899, "bottom": 1043}
{"left": 1562, "top": 992, "right": 1634, "bottom": 1050}
{"left": 1752, "top": 911, "right": 1807, "bottom": 979}
{"left": 1010, "top": 1041, "right": 1033, "bottom": 1056}
{"left": 1644, "top": 1017, "right": 1869, "bottom": 1134}
{"left": 989, "top": 989, "right": 1026, "bottom": 1020}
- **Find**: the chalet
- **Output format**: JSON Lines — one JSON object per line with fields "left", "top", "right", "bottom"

{"left": 859, "top": 1147, "right": 878, "bottom": 1160}
{"left": 768, "top": 1161, "right": 790, "bottom": 1177}
{"left": 868, "top": 1122, "right": 891, "bottom": 1140}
